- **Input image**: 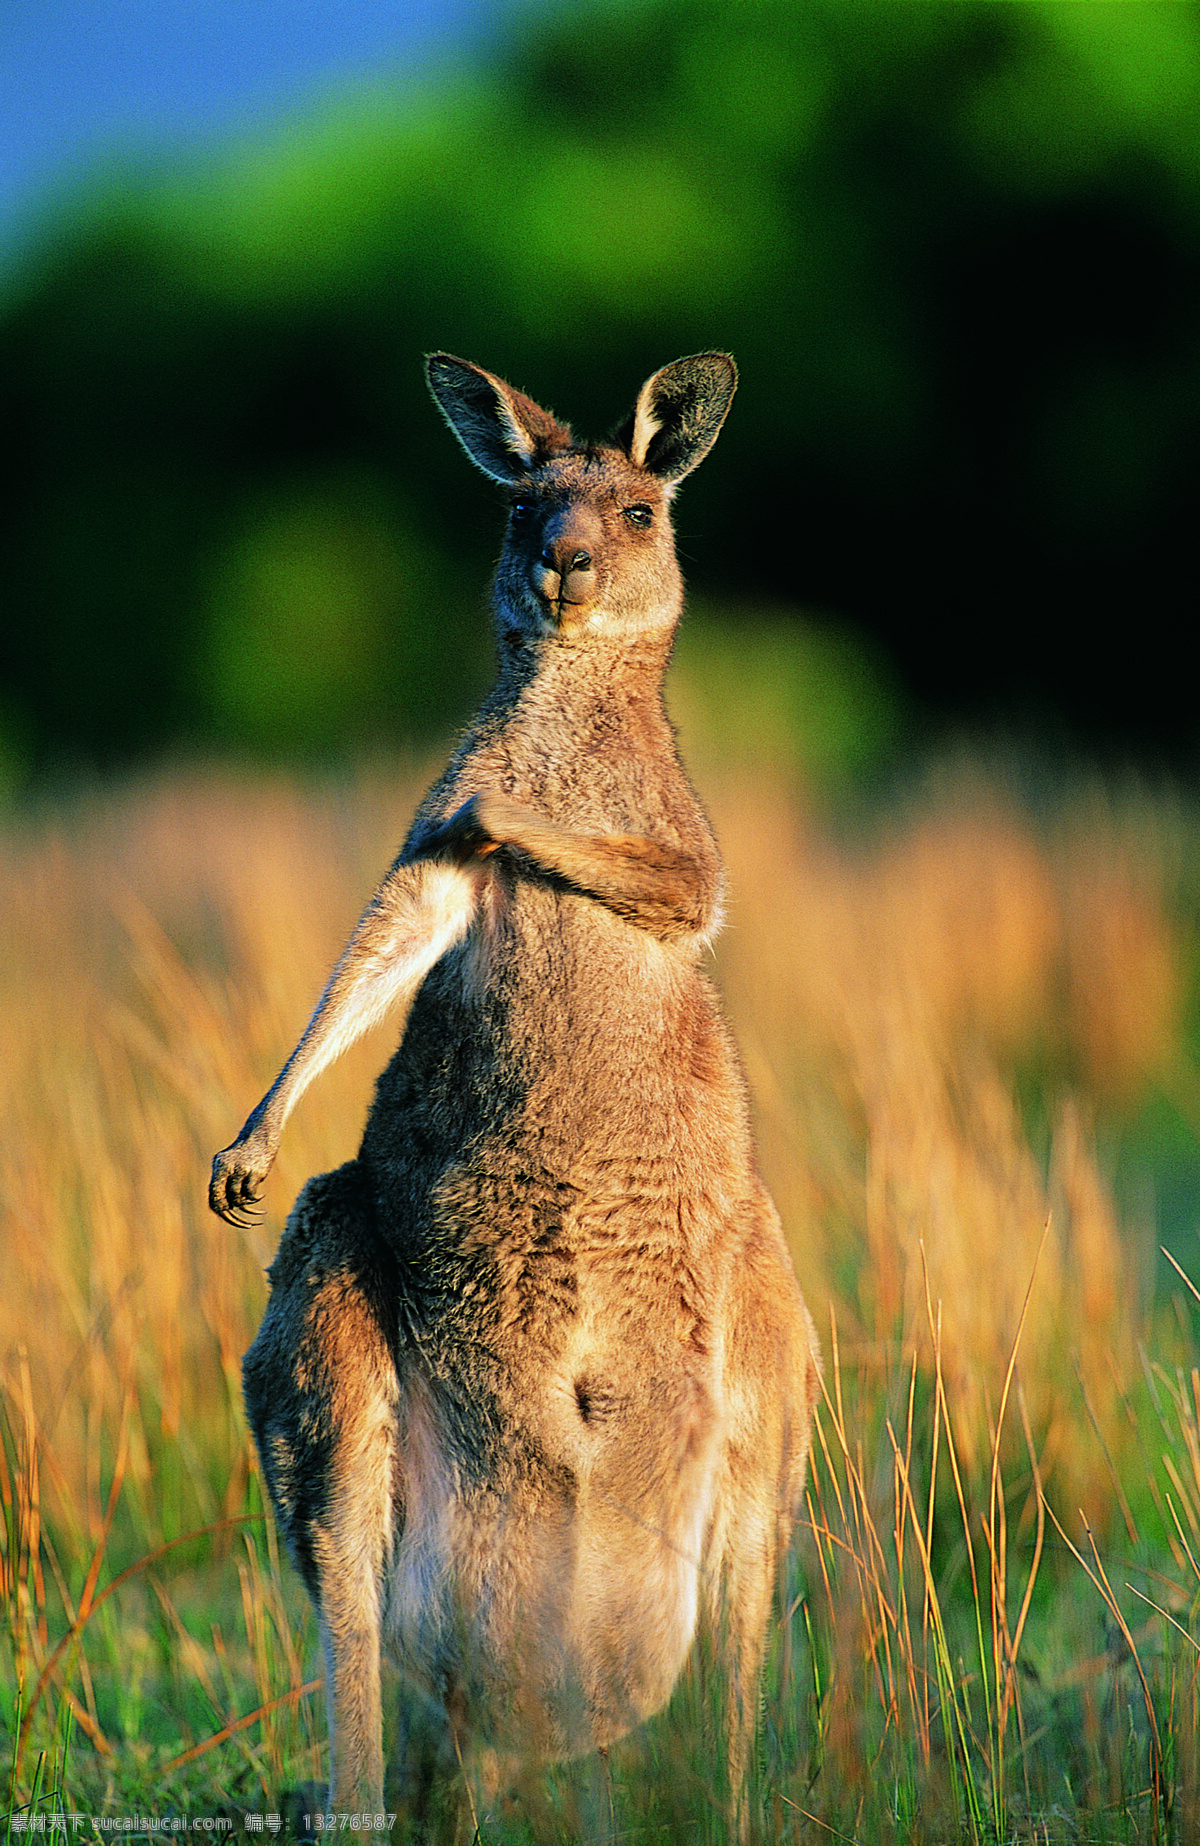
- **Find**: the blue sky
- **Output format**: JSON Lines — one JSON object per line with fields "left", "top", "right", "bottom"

{"left": 0, "top": 0, "right": 491, "bottom": 257}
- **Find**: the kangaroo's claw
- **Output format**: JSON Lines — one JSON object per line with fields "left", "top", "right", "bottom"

{"left": 420, "top": 792, "right": 518, "bottom": 863}
{"left": 416, "top": 791, "right": 550, "bottom": 869}
{"left": 209, "top": 1136, "right": 272, "bottom": 1225}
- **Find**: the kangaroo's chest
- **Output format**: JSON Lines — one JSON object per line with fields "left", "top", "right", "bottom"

{"left": 366, "top": 872, "right": 741, "bottom": 1156}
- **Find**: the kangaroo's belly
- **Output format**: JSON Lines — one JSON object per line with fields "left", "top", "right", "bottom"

{"left": 366, "top": 879, "right": 741, "bottom": 1753}
{"left": 382, "top": 1335, "right": 722, "bottom": 1759}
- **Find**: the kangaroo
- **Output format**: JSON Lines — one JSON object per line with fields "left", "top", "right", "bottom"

{"left": 211, "top": 352, "right": 820, "bottom": 1831}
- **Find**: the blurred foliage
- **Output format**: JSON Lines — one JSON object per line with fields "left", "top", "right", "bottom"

{"left": 3, "top": 0, "right": 1200, "bottom": 779}
{"left": 672, "top": 602, "right": 905, "bottom": 789}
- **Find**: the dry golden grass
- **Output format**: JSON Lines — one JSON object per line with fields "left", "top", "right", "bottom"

{"left": 2, "top": 747, "right": 1197, "bottom": 1837}
{"left": 713, "top": 768, "right": 1180, "bottom": 1497}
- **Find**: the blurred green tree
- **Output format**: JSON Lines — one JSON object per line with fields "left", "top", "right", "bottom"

{"left": 2, "top": 0, "right": 1199, "bottom": 778}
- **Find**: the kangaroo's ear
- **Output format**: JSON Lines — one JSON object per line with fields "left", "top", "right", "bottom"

{"left": 425, "top": 354, "right": 573, "bottom": 483}
{"left": 619, "top": 353, "right": 737, "bottom": 484}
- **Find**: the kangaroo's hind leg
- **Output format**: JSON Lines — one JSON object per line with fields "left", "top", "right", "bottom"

{"left": 703, "top": 1197, "right": 821, "bottom": 1837}
{"left": 243, "top": 1161, "right": 401, "bottom": 1814}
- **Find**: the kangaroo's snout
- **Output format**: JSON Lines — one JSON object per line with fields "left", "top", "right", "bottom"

{"left": 530, "top": 504, "right": 603, "bottom": 617}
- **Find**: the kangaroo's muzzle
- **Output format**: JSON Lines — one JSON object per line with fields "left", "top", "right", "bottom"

{"left": 531, "top": 505, "right": 603, "bottom": 620}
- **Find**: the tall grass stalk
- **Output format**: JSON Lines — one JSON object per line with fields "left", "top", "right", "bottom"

{"left": 806, "top": 1258, "right": 1041, "bottom": 1840}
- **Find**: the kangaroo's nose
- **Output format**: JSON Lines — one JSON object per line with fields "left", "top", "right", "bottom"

{"left": 531, "top": 507, "right": 603, "bottom": 618}
{"left": 542, "top": 544, "right": 592, "bottom": 575}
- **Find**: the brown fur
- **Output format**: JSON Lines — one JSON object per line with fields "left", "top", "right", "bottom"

{"left": 214, "top": 353, "right": 820, "bottom": 1830}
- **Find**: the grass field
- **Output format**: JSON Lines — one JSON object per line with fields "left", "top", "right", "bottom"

{"left": 4, "top": 729, "right": 1200, "bottom": 1841}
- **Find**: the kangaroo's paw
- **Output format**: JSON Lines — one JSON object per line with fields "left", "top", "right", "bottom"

{"left": 422, "top": 792, "right": 534, "bottom": 863}
{"left": 209, "top": 1125, "right": 275, "bottom": 1226}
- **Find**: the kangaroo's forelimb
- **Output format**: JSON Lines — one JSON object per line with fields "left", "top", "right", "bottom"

{"left": 210, "top": 793, "right": 716, "bottom": 1226}
{"left": 209, "top": 856, "right": 482, "bottom": 1225}
{"left": 427, "top": 792, "right": 719, "bottom": 940}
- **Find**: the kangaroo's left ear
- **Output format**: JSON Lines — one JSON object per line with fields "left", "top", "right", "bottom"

{"left": 618, "top": 353, "right": 737, "bottom": 485}
{"left": 426, "top": 353, "right": 574, "bottom": 484}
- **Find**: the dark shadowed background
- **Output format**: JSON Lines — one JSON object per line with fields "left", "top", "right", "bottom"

{"left": 3, "top": 0, "right": 1199, "bottom": 783}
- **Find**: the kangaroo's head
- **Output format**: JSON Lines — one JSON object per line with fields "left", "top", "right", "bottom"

{"left": 426, "top": 353, "right": 736, "bottom": 653}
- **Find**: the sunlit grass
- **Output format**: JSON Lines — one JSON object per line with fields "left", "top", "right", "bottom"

{"left": 2, "top": 748, "right": 1199, "bottom": 1839}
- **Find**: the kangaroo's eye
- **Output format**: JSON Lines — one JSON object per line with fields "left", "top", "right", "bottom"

{"left": 624, "top": 504, "right": 654, "bottom": 529}
{"left": 510, "top": 500, "right": 533, "bottom": 523}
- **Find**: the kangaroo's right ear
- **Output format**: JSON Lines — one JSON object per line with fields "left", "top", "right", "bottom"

{"left": 619, "top": 353, "right": 738, "bottom": 485}
{"left": 425, "top": 355, "right": 574, "bottom": 484}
